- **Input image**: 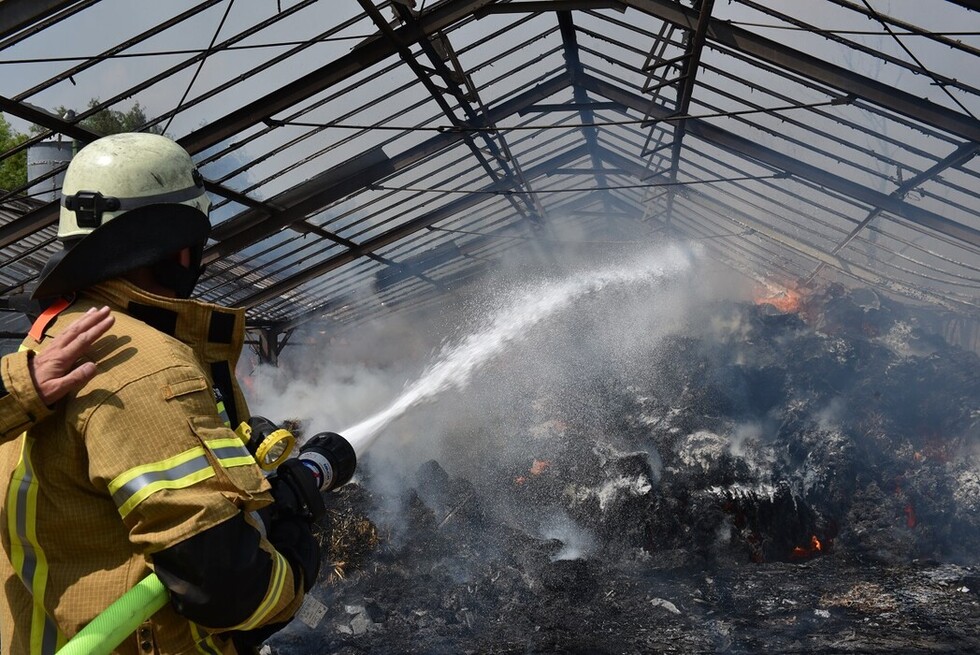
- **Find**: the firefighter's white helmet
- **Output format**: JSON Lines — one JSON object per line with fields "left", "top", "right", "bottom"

{"left": 34, "top": 133, "right": 212, "bottom": 299}
{"left": 58, "top": 132, "right": 210, "bottom": 239}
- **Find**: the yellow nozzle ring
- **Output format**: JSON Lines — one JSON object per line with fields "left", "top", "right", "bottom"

{"left": 254, "top": 428, "right": 296, "bottom": 471}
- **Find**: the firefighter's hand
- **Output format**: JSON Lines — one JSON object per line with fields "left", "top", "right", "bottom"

{"left": 30, "top": 306, "right": 113, "bottom": 406}
{"left": 268, "top": 514, "right": 321, "bottom": 592}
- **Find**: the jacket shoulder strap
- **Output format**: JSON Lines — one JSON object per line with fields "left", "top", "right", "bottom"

{"left": 27, "top": 296, "right": 73, "bottom": 342}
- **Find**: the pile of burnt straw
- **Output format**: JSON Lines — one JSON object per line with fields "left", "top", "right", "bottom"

{"left": 269, "top": 285, "right": 979, "bottom": 654}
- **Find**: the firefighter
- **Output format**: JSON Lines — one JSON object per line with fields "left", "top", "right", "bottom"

{"left": 0, "top": 306, "right": 114, "bottom": 441}
{"left": 0, "top": 133, "right": 320, "bottom": 654}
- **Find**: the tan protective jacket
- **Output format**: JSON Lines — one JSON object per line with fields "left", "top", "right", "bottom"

{"left": 0, "top": 350, "right": 50, "bottom": 442}
{"left": 0, "top": 280, "right": 304, "bottom": 655}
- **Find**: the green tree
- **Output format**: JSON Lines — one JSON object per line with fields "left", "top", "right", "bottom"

{"left": 0, "top": 113, "right": 29, "bottom": 192}
{"left": 49, "top": 99, "right": 163, "bottom": 136}
{"left": 3, "top": 100, "right": 163, "bottom": 194}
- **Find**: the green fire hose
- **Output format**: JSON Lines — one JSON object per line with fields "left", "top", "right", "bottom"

{"left": 57, "top": 573, "right": 168, "bottom": 655}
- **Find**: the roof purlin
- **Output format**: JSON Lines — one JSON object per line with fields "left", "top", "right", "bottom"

{"left": 238, "top": 143, "right": 592, "bottom": 310}
{"left": 177, "top": 0, "right": 498, "bottom": 157}
{"left": 202, "top": 72, "right": 575, "bottom": 266}
{"left": 620, "top": 0, "right": 980, "bottom": 144}
{"left": 579, "top": 73, "right": 980, "bottom": 248}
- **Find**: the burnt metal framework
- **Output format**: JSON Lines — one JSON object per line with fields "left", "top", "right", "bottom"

{"left": 0, "top": 0, "right": 977, "bottom": 363}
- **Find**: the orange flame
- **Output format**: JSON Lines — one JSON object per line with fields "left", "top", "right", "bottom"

{"left": 515, "top": 460, "right": 552, "bottom": 485}
{"left": 754, "top": 284, "right": 803, "bottom": 313}
{"left": 790, "top": 535, "right": 825, "bottom": 560}
{"left": 530, "top": 459, "right": 551, "bottom": 476}
{"left": 905, "top": 504, "right": 917, "bottom": 529}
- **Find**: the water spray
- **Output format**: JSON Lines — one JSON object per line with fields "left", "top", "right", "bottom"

{"left": 341, "top": 246, "right": 693, "bottom": 456}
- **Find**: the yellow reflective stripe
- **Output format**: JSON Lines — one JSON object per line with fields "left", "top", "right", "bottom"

{"left": 215, "top": 399, "right": 230, "bottom": 428}
{"left": 105, "top": 436, "right": 256, "bottom": 520}
{"left": 228, "top": 550, "right": 288, "bottom": 631}
{"left": 204, "top": 437, "right": 255, "bottom": 468}
{"left": 6, "top": 437, "right": 66, "bottom": 654}
{"left": 108, "top": 447, "right": 215, "bottom": 519}
{"left": 189, "top": 623, "right": 221, "bottom": 655}
{"left": 7, "top": 439, "right": 28, "bottom": 600}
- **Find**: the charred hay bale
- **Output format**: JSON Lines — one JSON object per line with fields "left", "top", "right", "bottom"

{"left": 703, "top": 363, "right": 788, "bottom": 419}
{"left": 783, "top": 334, "right": 864, "bottom": 403}
{"left": 670, "top": 429, "right": 757, "bottom": 487}
{"left": 872, "top": 350, "right": 979, "bottom": 440}
{"left": 777, "top": 425, "right": 858, "bottom": 519}
{"left": 560, "top": 446, "right": 657, "bottom": 552}
{"left": 838, "top": 481, "right": 918, "bottom": 564}
{"left": 950, "top": 465, "right": 980, "bottom": 565}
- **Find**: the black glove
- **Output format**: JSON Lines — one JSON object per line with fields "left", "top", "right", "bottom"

{"left": 269, "top": 458, "right": 326, "bottom": 522}
{"left": 267, "top": 512, "right": 321, "bottom": 593}
{"left": 265, "top": 459, "right": 323, "bottom": 593}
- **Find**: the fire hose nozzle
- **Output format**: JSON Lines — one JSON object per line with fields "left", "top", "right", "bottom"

{"left": 298, "top": 431, "right": 357, "bottom": 493}
{"left": 268, "top": 432, "right": 356, "bottom": 523}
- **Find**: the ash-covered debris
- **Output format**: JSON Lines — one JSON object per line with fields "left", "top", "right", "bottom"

{"left": 268, "top": 287, "right": 979, "bottom": 654}
{"left": 630, "top": 289, "right": 980, "bottom": 566}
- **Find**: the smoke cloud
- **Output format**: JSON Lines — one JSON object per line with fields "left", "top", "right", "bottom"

{"left": 246, "top": 227, "right": 757, "bottom": 555}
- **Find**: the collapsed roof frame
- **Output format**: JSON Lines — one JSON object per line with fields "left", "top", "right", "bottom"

{"left": 0, "top": 0, "right": 977, "bottom": 357}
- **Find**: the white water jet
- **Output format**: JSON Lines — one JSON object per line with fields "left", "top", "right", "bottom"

{"left": 341, "top": 246, "right": 693, "bottom": 455}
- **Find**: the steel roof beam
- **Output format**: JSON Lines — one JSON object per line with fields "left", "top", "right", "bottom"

{"left": 476, "top": 1, "right": 625, "bottom": 14}
{"left": 203, "top": 71, "right": 573, "bottom": 264}
{"left": 263, "top": 161, "right": 607, "bottom": 333}
{"left": 0, "top": 96, "right": 95, "bottom": 250}
{"left": 663, "top": 0, "right": 713, "bottom": 232}
{"left": 736, "top": 0, "right": 979, "bottom": 90}
{"left": 0, "top": 96, "right": 292, "bottom": 250}
{"left": 676, "top": 190, "right": 975, "bottom": 313}
{"left": 0, "top": 0, "right": 99, "bottom": 50}
{"left": 672, "top": 0, "right": 714, "bottom": 125}
{"left": 804, "top": 140, "right": 980, "bottom": 282}
{"left": 521, "top": 102, "right": 626, "bottom": 113}
{"left": 804, "top": 0, "right": 980, "bottom": 60}
{"left": 944, "top": 1, "right": 980, "bottom": 12}
{"left": 579, "top": 73, "right": 980, "bottom": 248}
{"left": 619, "top": 0, "right": 980, "bottom": 144}
{"left": 12, "top": 1, "right": 224, "bottom": 102}
{"left": 380, "top": 0, "right": 546, "bottom": 225}
{"left": 236, "top": 144, "right": 590, "bottom": 309}
{"left": 0, "top": 0, "right": 81, "bottom": 39}
{"left": 558, "top": 11, "right": 611, "bottom": 214}
{"left": 178, "top": 0, "right": 496, "bottom": 156}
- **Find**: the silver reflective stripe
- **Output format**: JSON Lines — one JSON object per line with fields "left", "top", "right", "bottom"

{"left": 210, "top": 442, "right": 250, "bottom": 462}
{"left": 111, "top": 454, "right": 212, "bottom": 510}
{"left": 14, "top": 448, "right": 35, "bottom": 587}
{"left": 11, "top": 438, "right": 63, "bottom": 653}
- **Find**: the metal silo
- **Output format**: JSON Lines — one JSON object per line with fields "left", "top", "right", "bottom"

{"left": 26, "top": 139, "right": 74, "bottom": 202}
